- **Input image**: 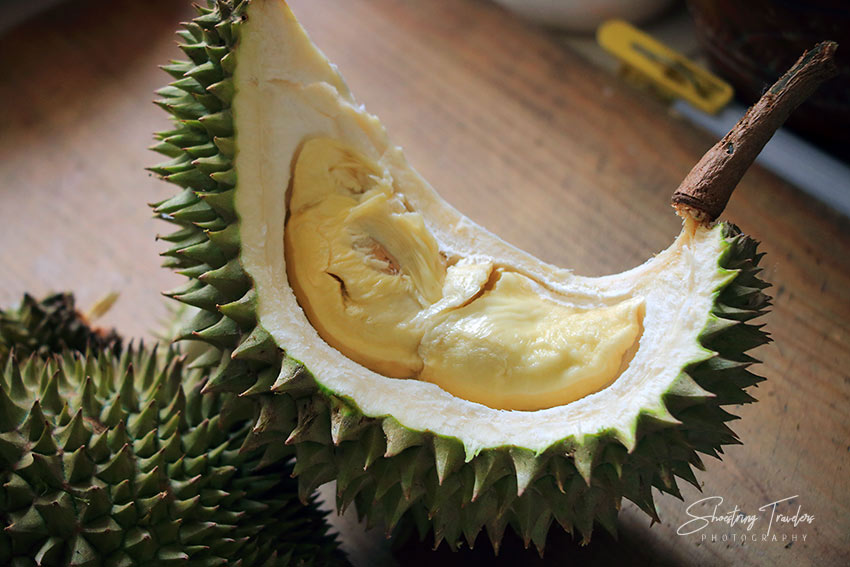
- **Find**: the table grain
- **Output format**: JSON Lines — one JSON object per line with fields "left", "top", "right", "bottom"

{"left": 1, "top": 0, "right": 848, "bottom": 565}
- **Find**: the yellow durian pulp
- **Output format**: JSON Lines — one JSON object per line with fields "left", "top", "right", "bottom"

{"left": 285, "top": 138, "right": 643, "bottom": 410}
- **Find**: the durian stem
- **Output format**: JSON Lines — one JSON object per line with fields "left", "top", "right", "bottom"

{"left": 672, "top": 41, "right": 839, "bottom": 223}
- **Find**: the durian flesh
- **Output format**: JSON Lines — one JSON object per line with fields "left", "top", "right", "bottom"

{"left": 235, "top": 0, "right": 734, "bottom": 453}
{"left": 285, "top": 137, "right": 644, "bottom": 410}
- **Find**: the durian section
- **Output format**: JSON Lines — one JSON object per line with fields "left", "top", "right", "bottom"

{"left": 150, "top": 0, "right": 770, "bottom": 552}
{"left": 0, "top": 344, "right": 346, "bottom": 566}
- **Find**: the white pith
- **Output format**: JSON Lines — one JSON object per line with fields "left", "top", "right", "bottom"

{"left": 234, "top": 0, "right": 731, "bottom": 455}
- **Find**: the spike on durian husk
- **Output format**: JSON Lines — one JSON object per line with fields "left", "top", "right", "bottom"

{"left": 0, "top": 293, "right": 122, "bottom": 360}
{"left": 152, "top": 0, "right": 771, "bottom": 554}
{"left": 0, "top": 343, "right": 348, "bottom": 566}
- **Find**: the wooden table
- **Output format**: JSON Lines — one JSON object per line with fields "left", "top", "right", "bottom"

{"left": 1, "top": 1, "right": 848, "bottom": 565}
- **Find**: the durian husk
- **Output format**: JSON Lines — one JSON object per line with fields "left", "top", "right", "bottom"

{"left": 150, "top": 0, "right": 771, "bottom": 553}
{"left": 0, "top": 342, "right": 348, "bottom": 566}
{"left": 0, "top": 293, "right": 122, "bottom": 360}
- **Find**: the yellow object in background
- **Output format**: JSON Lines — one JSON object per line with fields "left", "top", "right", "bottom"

{"left": 598, "top": 19, "right": 733, "bottom": 114}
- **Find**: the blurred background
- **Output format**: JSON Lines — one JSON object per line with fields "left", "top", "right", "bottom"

{"left": 1, "top": 1, "right": 848, "bottom": 566}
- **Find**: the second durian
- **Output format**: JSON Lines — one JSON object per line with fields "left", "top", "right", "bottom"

{"left": 0, "top": 342, "right": 347, "bottom": 566}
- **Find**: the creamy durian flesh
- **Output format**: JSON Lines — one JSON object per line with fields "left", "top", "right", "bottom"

{"left": 285, "top": 138, "right": 644, "bottom": 410}
{"left": 234, "top": 0, "right": 732, "bottom": 453}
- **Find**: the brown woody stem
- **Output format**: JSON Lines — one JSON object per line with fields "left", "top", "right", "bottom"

{"left": 672, "top": 41, "right": 839, "bottom": 222}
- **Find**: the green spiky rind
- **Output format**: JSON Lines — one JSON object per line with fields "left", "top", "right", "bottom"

{"left": 0, "top": 293, "right": 122, "bottom": 360}
{"left": 150, "top": 0, "right": 274, "bottom": 390}
{"left": 152, "top": 1, "right": 770, "bottom": 554}
{"left": 0, "top": 343, "right": 347, "bottom": 567}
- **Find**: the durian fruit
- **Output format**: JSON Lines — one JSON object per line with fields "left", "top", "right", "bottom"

{"left": 151, "top": 0, "right": 775, "bottom": 553}
{"left": 0, "top": 344, "right": 348, "bottom": 566}
{"left": 0, "top": 293, "right": 122, "bottom": 360}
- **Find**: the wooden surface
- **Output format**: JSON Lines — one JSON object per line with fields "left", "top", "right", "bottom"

{"left": 1, "top": 0, "right": 848, "bottom": 565}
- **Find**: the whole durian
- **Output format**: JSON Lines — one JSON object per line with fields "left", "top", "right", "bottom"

{"left": 147, "top": 0, "right": 840, "bottom": 555}
{"left": 0, "top": 344, "right": 347, "bottom": 566}
{"left": 0, "top": 293, "right": 122, "bottom": 360}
